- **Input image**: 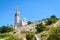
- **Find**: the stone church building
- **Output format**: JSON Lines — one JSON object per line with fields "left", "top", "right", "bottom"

{"left": 14, "top": 5, "right": 27, "bottom": 28}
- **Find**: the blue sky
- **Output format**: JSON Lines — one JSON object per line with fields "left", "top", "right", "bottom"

{"left": 0, "top": 0, "right": 60, "bottom": 26}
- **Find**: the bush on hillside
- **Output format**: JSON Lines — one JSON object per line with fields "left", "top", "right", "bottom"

{"left": 26, "top": 32, "right": 35, "bottom": 40}
{"left": 46, "top": 27, "right": 60, "bottom": 40}
{"left": 6, "top": 35, "right": 22, "bottom": 40}
{"left": 27, "top": 21, "right": 32, "bottom": 25}
{"left": 45, "top": 15, "right": 58, "bottom": 25}
{"left": 0, "top": 33, "right": 12, "bottom": 39}
{"left": 35, "top": 23, "right": 46, "bottom": 33}
{"left": 0, "top": 26, "right": 14, "bottom": 33}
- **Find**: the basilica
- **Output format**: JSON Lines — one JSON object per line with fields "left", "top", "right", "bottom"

{"left": 14, "top": 5, "right": 27, "bottom": 28}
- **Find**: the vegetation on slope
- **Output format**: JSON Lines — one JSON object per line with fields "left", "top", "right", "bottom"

{"left": 37, "top": 26, "right": 60, "bottom": 40}
{"left": 0, "top": 26, "right": 14, "bottom": 39}
{"left": 26, "top": 32, "right": 35, "bottom": 40}
{"left": 0, "top": 26, "right": 14, "bottom": 33}
{"left": 27, "top": 21, "right": 32, "bottom": 25}
{"left": 0, "top": 33, "right": 12, "bottom": 39}
{"left": 45, "top": 15, "right": 59, "bottom": 25}
{"left": 6, "top": 35, "right": 23, "bottom": 40}
{"left": 46, "top": 26, "right": 60, "bottom": 40}
{"left": 35, "top": 23, "right": 46, "bottom": 33}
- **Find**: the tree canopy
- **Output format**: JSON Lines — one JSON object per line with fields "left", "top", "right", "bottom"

{"left": 0, "top": 26, "right": 14, "bottom": 33}
{"left": 45, "top": 15, "right": 58, "bottom": 25}
{"left": 27, "top": 21, "right": 32, "bottom": 25}
{"left": 35, "top": 23, "right": 46, "bottom": 33}
{"left": 26, "top": 32, "right": 35, "bottom": 40}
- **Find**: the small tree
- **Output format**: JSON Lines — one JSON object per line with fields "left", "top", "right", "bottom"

{"left": 45, "top": 15, "right": 58, "bottom": 25}
{"left": 26, "top": 32, "right": 35, "bottom": 40}
{"left": 27, "top": 21, "right": 32, "bottom": 25}
{"left": 50, "top": 15, "right": 56, "bottom": 18}
{"left": 45, "top": 19, "right": 52, "bottom": 25}
{"left": 35, "top": 23, "right": 46, "bottom": 33}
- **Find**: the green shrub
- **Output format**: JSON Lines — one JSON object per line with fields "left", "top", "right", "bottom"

{"left": 35, "top": 23, "right": 46, "bottom": 33}
{"left": 27, "top": 21, "right": 32, "bottom": 25}
{"left": 45, "top": 15, "right": 58, "bottom": 25}
{"left": 0, "top": 26, "right": 14, "bottom": 33}
{"left": 46, "top": 27, "right": 60, "bottom": 40}
{"left": 26, "top": 32, "right": 35, "bottom": 40}
{"left": 6, "top": 35, "right": 22, "bottom": 40}
{"left": 0, "top": 33, "right": 12, "bottom": 39}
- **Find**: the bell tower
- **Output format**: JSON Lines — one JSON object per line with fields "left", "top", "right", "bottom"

{"left": 15, "top": 5, "right": 20, "bottom": 27}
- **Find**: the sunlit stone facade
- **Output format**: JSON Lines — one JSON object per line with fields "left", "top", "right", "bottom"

{"left": 14, "top": 5, "right": 27, "bottom": 28}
